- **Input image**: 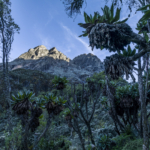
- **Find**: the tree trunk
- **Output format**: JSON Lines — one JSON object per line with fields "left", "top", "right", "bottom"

{"left": 87, "top": 124, "right": 95, "bottom": 145}
{"left": 140, "top": 111, "right": 143, "bottom": 138}
{"left": 74, "top": 119, "right": 86, "bottom": 150}
{"left": 33, "top": 113, "right": 53, "bottom": 150}
{"left": 138, "top": 50, "right": 149, "bottom": 150}
{"left": 105, "top": 74, "right": 125, "bottom": 133}
{"left": 5, "top": 52, "right": 13, "bottom": 132}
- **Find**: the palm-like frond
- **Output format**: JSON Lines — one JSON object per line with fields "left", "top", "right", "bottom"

{"left": 117, "top": 45, "right": 136, "bottom": 57}
{"left": 78, "top": 11, "right": 101, "bottom": 37}
{"left": 136, "top": 4, "right": 150, "bottom": 22}
{"left": 78, "top": 2, "right": 129, "bottom": 38}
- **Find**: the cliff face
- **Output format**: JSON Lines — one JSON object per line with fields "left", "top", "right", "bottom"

{"left": 0, "top": 45, "right": 104, "bottom": 82}
{"left": 70, "top": 53, "right": 104, "bottom": 71}
{"left": 17, "top": 46, "right": 70, "bottom": 62}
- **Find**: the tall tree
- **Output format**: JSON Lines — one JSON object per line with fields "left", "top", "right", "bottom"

{"left": 61, "top": 0, "right": 150, "bottom": 149}
{"left": 0, "top": 0, "right": 20, "bottom": 135}
{"left": 76, "top": 1, "right": 150, "bottom": 149}
{"left": 106, "top": 1, "right": 150, "bottom": 149}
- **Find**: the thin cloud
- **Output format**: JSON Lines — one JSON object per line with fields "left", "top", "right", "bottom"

{"left": 44, "top": 20, "right": 51, "bottom": 27}
{"left": 44, "top": 12, "right": 53, "bottom": 27}
{"left": 59, "top": 22, "right": 94, "bottom": 54}
{"left": 37, "top": 33, "right": 54, "bottom": 50}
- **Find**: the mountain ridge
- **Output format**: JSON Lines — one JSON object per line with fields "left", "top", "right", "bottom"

{"left": 0, "top": 45, "right": 104, "bottom": 83}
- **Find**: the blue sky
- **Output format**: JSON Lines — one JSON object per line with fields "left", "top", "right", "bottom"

{"left": 0, "top": 0, "right": 146, "bottom": 82}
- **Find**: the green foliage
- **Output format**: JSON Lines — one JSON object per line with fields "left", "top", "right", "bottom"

{"left": 91, "top": 71, "right": 105, "bottom": 80}
{"left": 136, "top": 4, "right": 150, "bottom": 22}
{"left": 109, "top": 80, "right": 118, "bottom": 87}
{"left": 36, "top": 92, "right": 67, "bottom": 109}
{"left": 78, "top": 2, "right": 129, "bottom": 41}
{"left": 62, "top": 108, "right": 74, "bottom": 118}
{"left": 38, "top": 135, "right": 71, "bottom": 150}
{"left": 62, "top": 103, "right": 80, "bottom": 119}
{"left": 72, "top": 102, "right": 80, "bottom": 109}
{"left": 117, "top": 45, "right": 136, "bottom": 57}
{"left": 120, "top": 125, "right": 136, "bottom": 140}
{"left": 97, "top": 134, "right": 112, "bottom": 150}
{"left": 143, "top": 31, "right": 150, "bottom": 43}
{"left": 135, "top": 20, "right": 148, "bottom": 34}
{"left": 78, "top": 11, "right": 101, "bottom": 37}
{"left": 0, "top": 0, "right": 20, "bottom": 33}
{"left": 50, "top": 89, "right": 59, "bottom": 97}
{"left": 37, "top": 91, "right": 47, "bottom": 97}
{"left": 100, "top": 3, "right": 129, "bottom": 24}
{"left": 31, "top": 97, "right": 46, "bottom": 109}
{"left": 92, "top": 72, "right": 126, "bottom": 88}
{"left": 111, "top": 133, "right": 133, "bottom": 150}
{"left": 136, "top": 5, "right": 150, "bottom": 43}
{"left": 111, "top": 124, "right": 137, "bottom": 150}
{"left": 100, "top": 96, "right": 109, "bottom": 111}
{"left": 4, "top": 121, "right": 22, "bottom": 150}
{"left": 86, "top": 144, "right": 95, "bottom": 150}
{"left": 110, "top": 77, "right": 128, "bottom": 85}
{"left": 42, "top": 92, "right": 57, "bottom": 102}
{"left": 62, "top": 108, "right": 71, "bottom": 115}
{"left": 98, "top": 79, "right": 106, "bottom": 88}
{"left": 39, "top": 113, "right": 46, "bottom": 126}
{"left": 115, "top": 83, "right": 139, "bottom": 99}
{"left": 52, "top": 75, "right": 68, "bottom": 88}
{"left": 86, "top": 71, "right": 105, "bottom": 86}
{"left": 122, "top": 138, "right": 144, "bottom": 150}
{"left": 45, "top": 92, "right": 67, "bottom": 105}
{"left": 11, "top": 88, "right": 35, "bottom": 106}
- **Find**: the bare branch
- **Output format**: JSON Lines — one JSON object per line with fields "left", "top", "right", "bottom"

{"left": 88, "top": 86, "right": 101, "bottom": 122}
{"left": 33, "top": 113, "right": 54, "bottom": 150}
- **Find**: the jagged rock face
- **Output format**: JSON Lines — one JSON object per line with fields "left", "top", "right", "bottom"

{"left": 0, "top": 45, "right": 104, "bottom": 82}
{"left": 70, "top": 53, "right": 104, "bottom": 71}
{"left": 17, "top": 45, "right": 70, "bottom": 62}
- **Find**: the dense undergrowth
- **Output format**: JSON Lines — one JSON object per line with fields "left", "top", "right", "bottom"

{"left": 1, "top": 69, "right": 150, "bottom": 150}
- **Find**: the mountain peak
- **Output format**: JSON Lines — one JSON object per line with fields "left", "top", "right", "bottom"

{"left": 0, "top": 45, "right": 105, "bottom": 83}
{"left": 34, "top": 45, "right": 47, "bottom": 49}
{"left": 15, "top": 45, "right": 70, "bottom": 62}
{"left": 49, "top": 47, "right": 59, "bottom": 54}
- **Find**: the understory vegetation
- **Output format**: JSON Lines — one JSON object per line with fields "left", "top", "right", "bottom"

{"left": 1, "top": 69, "right": 150, "bottom": 150}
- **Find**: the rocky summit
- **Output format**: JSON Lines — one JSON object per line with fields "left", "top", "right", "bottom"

{"left": 0, "top": 45, "right": 104, "bottom": 82}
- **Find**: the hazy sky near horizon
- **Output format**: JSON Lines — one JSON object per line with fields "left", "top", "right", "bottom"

{"left": 0, "top": 0, "right": 147, "bottom": 82}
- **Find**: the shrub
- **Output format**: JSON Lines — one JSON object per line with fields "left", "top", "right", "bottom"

{"left": 122, "top": 138, "right": 143, "bottom": 150}
{"left": 4, "top": 121, "right": 22, "bottom": 150}
{"left": 97, "top": 133, "right": 112, "bottom": 150}
{"left": 38, "top": 135, "right": 71, "bottom": 150}
{"left": 111, "top": 133, "right": 133, "bottom": 150}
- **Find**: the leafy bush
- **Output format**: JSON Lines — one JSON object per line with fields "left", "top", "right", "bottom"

{"left": 38, "top": 135, "right": 71, "bottom": 150}
{"left": 111, "top": 133, "right": 133, "bottom": 150}
{"left": 52, "top": 76, "right": 68, "bottom": 88}
{"left": 111, "top": 124, "right": 139, "bottom": 150}
{"left": 4, "top": 121, "right": 22, "bottom": 150}
{"left": 97, "top": 134, "right": 112, "bottom": 150}
{"left": 122, "top": 138, "right": 144, "bottom": 150}
{"left": 115, "top": 83, "right": 139, "bottom": 100}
